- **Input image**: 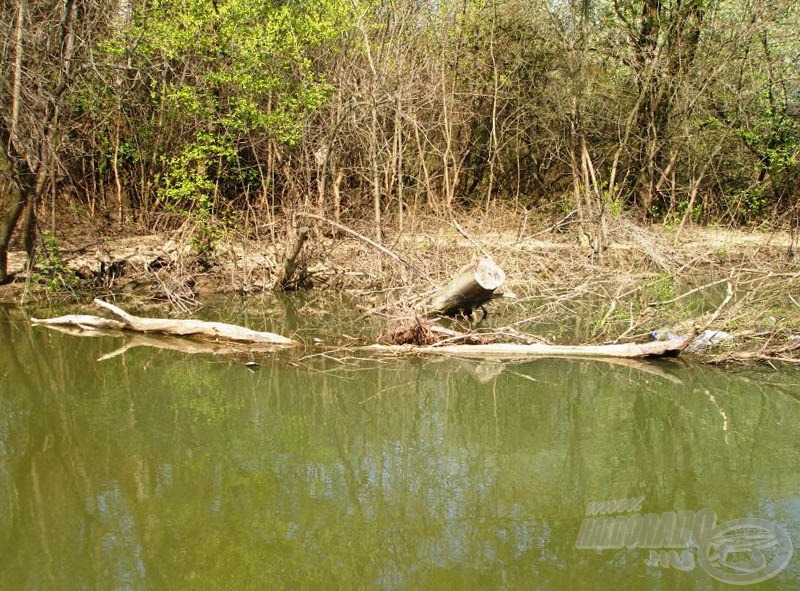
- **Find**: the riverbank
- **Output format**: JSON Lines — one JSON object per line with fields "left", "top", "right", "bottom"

{"left": 3, "top": 211, "right": 800, "bottom": 364}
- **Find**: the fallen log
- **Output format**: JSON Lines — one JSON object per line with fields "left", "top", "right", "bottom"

{"left": 366, "top": 337, "right": 690, "bottom": 360}
{"left": 431, "top": 257, "right": 507, "bottom": 317}
{"left": 96, "top": 333, "right": 278, "bottom": 360}
{"left": 31, "top": 298, "right": 295, "bottom": 345}
{"left": 29, "top": 324, "right": 273, "bottom": 359}
{"left": 30, "top": 314, "right": 127, "bottom": 331}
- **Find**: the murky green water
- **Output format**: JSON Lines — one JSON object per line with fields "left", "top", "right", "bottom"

{"left": 1, "top": 302, "right": 799, "bottom": 590}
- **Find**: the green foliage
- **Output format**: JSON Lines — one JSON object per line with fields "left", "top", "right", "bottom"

{"left": 118, "top": 0, "right": 351, "bottom": 213}
{"left": 642, "top": 273, "right": 676, "bottom": 305}
{"left": 161, "top": 132, "right": 236, "bottom": 214}
{"left": 676, "top": 199, "right": 703, "bottom": 223}
{"left": 137, "top": 0, "right": 346, "bottom": 136}
{"left": 732, "top": 184, "right": 766, "bottom": 219}
{"left": 25, "top": 0, "right": 800, "bottom": 225}
{"left": 740, "top": 103, "right": 800, "bottom": 185}
{"left": 34, "top": 232, "right": 79, "bottom": 291}
{"left": 601, "top": 182, "right": 622, "bottom": 220}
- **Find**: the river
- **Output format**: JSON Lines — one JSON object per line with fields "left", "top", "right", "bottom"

{"left": 1, "top": 302, "right": 798, "bottom": 589}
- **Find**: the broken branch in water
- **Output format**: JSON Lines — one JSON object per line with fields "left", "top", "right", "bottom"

{"left": 31, "top": 298, "right": 295, "bottom": 345}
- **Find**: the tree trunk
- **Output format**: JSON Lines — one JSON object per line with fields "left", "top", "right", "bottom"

{"left": 0, "top": 193, "right": 28, "bottom": 284}
{"left": 276, "top": 226, "right": 310, "bottom": 290}
{"left": 0, "top": 126, "right": 35, "bottom": 284}
{"left": 631, "top": 0, "right": 706, "bottom": 214}
{"left": 431, "top": 258, "right": 506, "bottom": 317}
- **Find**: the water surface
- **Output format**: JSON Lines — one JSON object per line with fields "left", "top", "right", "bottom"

{"left": 1, "top": 303, "right": 799, "bottom": 589}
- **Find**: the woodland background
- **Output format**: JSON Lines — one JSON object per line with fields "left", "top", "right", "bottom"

{"left": 1, "top": 0, "right": 799, "bottom": 282}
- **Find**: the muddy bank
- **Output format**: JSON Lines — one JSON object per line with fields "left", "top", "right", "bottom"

{"left": 3, "top": 214, "right": 800, "bottom": 364}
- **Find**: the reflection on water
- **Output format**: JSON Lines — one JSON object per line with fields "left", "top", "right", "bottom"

{"left": 0, "top": 304, "right": 799, "bottom": 590}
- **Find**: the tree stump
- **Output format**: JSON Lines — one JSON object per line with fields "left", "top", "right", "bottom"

{"left": 431, "top": 257, "right": 506, "bottom": 317}
{"left": 276, "top": 226, "right": 310, "bottom": 290}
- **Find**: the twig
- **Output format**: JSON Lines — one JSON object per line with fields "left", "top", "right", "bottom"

{"left": 451, "top": 218, "right": 490, "bottom": 257}
{"left": 703, "top": 281, "right": 734, "bottom": 329}
{"left": 527, "top": 210, "right": 579, "bottom": 238}
{"left": 691, "top": 281, "right": 735, "bottom": 342}
{"left": 296, "top": 213, "right": 433, "bottom": 285}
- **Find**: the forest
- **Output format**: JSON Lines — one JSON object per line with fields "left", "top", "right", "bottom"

{"left": 1, "top": 0, "right": 799, "bottom": 284}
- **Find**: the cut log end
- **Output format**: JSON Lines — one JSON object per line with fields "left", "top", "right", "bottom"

{"left": 431, "top": 257, "right": 506, "bottom": 318}
{"left": 474, "top": 258, "right": 505, "bottom": 291}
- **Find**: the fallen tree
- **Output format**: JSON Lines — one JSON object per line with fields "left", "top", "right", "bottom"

{"left": 367, "top": 337, "right": 690, "bottom": 360}
{"left": 36, "top": 323, "right": 272, "bottom": 360}
{"left": 31, "top": 298, "right": 295, "bottom": 345}
{"left": 29, "top": 299, "right": 692, "bottom": 362}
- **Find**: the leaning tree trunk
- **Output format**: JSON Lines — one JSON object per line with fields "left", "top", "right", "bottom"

{"left": 0, "top": 139, "right": 34, "bottom": 284}
{"left": 431, "top": 257, "right": 506, "bottom": 317}
{"left": 0, "top": 190, "right": 29, "bottom": 284}
{"left": 276, "top": 226, "right": 309, "bottom": 290}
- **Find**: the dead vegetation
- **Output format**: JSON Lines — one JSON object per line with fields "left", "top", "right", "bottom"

{"left": 5, "top": 210, "right": 800, "bottom": 364}
{"left": 368, "top": 213, "right": 800, "bottom": 363}
{"left": 378, "top": 312, "right": 440, "bottom": 346}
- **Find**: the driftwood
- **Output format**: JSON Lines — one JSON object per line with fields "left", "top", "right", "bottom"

{"left": 456, "top": 359, "right": 506, "bottom": 384}
{"left": 431, "top": 257, "right": 507, "bottom": 317}
{"left": 31, "top": 298, "right": 294, "bottom": 345}
{"left": 366, "top": 336, "right": 689, "bottom": 360}
{"left": 96, "top": 333, "right": 283, "bottom": 360}
{"left": 29, "top": 314, "right": 127, "bottom": 331}
{"left": 32, "top": 324, "right": 275, "bottom": 360}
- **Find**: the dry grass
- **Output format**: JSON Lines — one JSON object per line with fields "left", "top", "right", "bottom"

{"left": 324, "top": 210, "right": 800, "bottom": 362}
{"left": 6, "top": 208, "right": 800, "bottom": 364}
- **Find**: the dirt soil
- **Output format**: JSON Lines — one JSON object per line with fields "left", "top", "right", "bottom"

{"left": 3, "top": 210, "right": 800, "bottom": 364}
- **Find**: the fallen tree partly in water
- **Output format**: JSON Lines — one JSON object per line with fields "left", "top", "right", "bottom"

{"left": 31, "top": 298, "right": 295, "bottom": 345}
{"left": 32, "top": 300, "right": 690, "bottom": 360}
{"left": 37, "top": 323, "right": 273, "bottom": 360}
{"left": 367, "top": 337, "right": 690, "bottom": 360}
